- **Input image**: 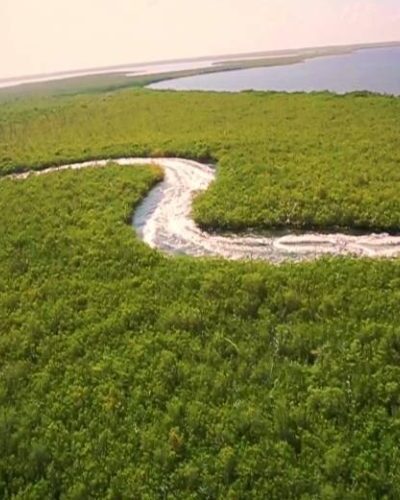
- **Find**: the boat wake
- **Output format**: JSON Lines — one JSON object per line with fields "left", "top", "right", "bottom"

{"left": 9, "top": 157, "right": 400, "bottom": 262}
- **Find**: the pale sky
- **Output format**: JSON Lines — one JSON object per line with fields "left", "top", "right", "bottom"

{"left": 2, "top": 0, "right": 400, "bottom": 79}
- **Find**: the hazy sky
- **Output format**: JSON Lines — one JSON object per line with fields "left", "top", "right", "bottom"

{"left": 2, "top": 0, "right": 400, "bottom": 79}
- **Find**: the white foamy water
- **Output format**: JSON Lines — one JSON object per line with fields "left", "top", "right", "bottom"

{"left": 7, "top": 158, "right": 400, "bottom": 262}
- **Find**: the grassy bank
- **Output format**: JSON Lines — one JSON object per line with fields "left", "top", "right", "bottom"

{"left": 1, "top": 166, "right": 400, "bottom": 498}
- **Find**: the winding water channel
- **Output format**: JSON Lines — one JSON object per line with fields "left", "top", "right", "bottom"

{"left": 9, "top": 158, "right": 400, "bottom": 262}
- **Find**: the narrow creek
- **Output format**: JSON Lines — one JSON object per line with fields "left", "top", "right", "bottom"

{"left": 10, "top": 157, "right": 400, "bottom": 262}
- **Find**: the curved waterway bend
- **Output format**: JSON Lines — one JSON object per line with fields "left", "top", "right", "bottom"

{"left": 10, "top": 157, "right": 400, "bottom": 262}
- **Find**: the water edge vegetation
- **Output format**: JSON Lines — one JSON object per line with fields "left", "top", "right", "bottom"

{"left": 1, "top": 87, "right": 400, "bottom": 497}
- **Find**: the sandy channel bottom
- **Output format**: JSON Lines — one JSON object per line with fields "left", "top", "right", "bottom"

{"left": 9, "top": 157, "right": 400, "bottom": 263}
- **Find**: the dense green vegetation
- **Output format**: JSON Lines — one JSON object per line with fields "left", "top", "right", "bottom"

{"left": 1, "top": 88, "right": 400, "bottom": 497}
{"left": 1, "top": 89, "right": 399, "bottom": 232}
{"left": 1, "top": 165, "right": 400, "bottom": 498}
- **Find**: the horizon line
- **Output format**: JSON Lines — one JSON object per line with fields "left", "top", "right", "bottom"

{"left": 1, "top": 39, "right": 399, "bottom": 83}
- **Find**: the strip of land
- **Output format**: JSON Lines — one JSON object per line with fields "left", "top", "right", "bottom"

{"left": 1, "top": 40, "right": 399, "bottom": 98}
